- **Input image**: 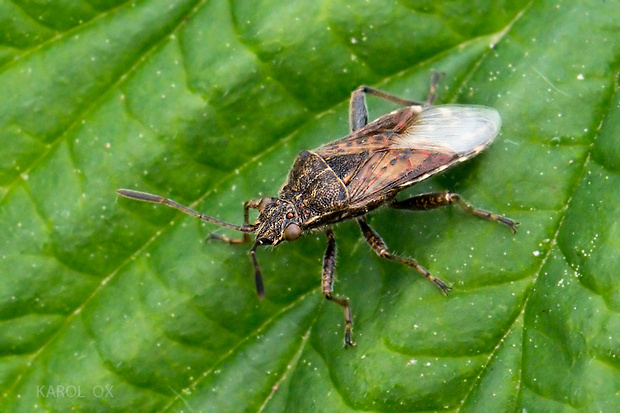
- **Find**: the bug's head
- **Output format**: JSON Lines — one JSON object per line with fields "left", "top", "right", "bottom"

{"left": 253, "top": 197, "right": 302, "bottom": 246}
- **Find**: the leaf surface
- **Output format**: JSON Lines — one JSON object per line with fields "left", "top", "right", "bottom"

{"left": 1, "top": 0, "right": 619, "bottom": 411}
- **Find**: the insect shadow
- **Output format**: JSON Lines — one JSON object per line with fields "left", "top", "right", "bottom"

{"left": 118, "top": 74, "right": 518, "bottom": 347}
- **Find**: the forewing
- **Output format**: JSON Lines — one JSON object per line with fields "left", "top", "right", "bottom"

{"left": 346, "top": 149, "right": 455, "bottom": 204}
{"left": 329, "top": 105, "right": 502, "bottom": 204}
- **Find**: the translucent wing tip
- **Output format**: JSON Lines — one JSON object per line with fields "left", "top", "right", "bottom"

{"left": 399, "top": 105, "right": 502, "bottom": 156}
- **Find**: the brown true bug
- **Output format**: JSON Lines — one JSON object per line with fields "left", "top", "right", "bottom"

{"left": 117, "top": 74, "right": 518, "bottom": 347}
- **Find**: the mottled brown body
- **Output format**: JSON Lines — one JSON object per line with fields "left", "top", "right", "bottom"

{"left": 117, "top": 75, "right": 518, "bottom": 347}
{"left": 279, "top": 106, "right": 459, "bottom": 232}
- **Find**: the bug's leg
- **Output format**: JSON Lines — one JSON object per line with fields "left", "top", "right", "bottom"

{"left": 322, "top": 228, "right": 355, "bottom": 347}
{"left": 358, "top": 217, "right": 451, "bottom": 295}
{"left": 349, "top": 86, "right": 369, "bottom": 132}
{"left": 351, "top": 74, "right": 444, "bottom": 126}
{"left": 349, "top": 86, "right": 428, "bottom": 132}
{"left": 250, "top": 240, "right": 264, "bottom": 299}
{"left": 390, "top": 191, "right": 518, "bottom": 233}
{"left": 210, "top": 199, "right": 261, "bottom": 244}
{"left": 426, "top": 72, "right": 443, "bottom": 106}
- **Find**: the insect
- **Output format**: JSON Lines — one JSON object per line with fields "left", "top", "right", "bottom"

{"left": 117, "top": 74, "right": 517, "bottom": 347}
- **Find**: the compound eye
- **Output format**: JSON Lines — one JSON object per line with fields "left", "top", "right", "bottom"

{"left": 258, "top": 197, "right": 272, "bottom": 213}
{"left": 283, "top": 223, "right": 301, "bottom": 241}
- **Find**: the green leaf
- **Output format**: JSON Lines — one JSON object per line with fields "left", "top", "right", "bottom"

{"left": 1, "top": 0, "right": 619, "bottom": 411}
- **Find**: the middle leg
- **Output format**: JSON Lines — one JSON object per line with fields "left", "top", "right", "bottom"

{"left": 357, "top": 217, "right": 451, "bottom": 294}
{"left": 322, "top": 228, "right": 355, "bottom": 347}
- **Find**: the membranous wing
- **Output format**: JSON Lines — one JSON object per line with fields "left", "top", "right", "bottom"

{"left": 315, "top": 105, "right": 501, "bottom": 206}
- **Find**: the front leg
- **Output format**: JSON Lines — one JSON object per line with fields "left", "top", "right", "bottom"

{"left": 322, "top": 228, "right": 355, "bottom": 347}
{"left": 210, "top": 198, "right": 262, "bottom": 244}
